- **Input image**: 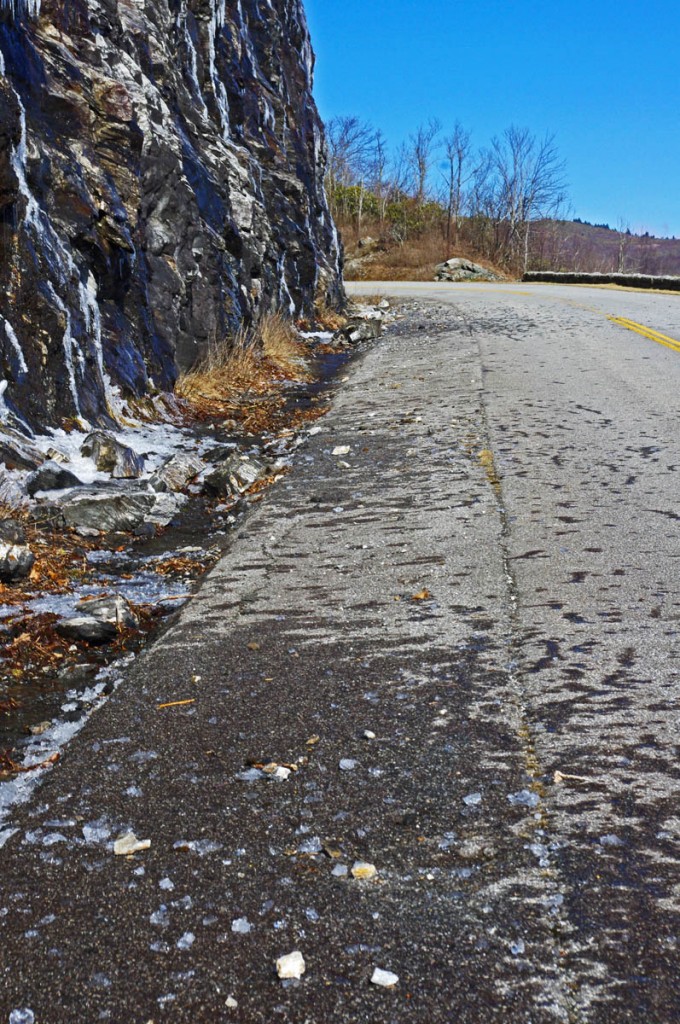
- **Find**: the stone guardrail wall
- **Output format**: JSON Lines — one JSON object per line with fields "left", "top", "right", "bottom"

{"left": 523, "top": 271, "right": 680, "bottom": 292}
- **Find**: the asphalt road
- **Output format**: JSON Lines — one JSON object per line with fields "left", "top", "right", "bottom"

{"left": 1, "top": 282, "right": 678, "bottom": 1023}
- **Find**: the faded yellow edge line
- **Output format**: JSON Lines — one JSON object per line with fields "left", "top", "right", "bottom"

{"left": 607, "top": 315, "right": 680, "bottom": 353}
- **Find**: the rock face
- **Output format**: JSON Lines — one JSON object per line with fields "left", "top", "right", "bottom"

{"left": 0, "top": 0, "right": 342, "bottom": 432}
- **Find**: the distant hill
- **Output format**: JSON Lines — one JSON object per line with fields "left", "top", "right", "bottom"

{"left": 531, "top": 219, "right": 680, "bottom": 277}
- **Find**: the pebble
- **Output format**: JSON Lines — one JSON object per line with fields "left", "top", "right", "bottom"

{"left": 276, "top": 950, "right": 306, "bottom": 980}
{"left": 226, "top": 996, "right": 238, "bottom": 1009}
{"left": 113, "top": 832, "right": 151, "bottom": 856}
{"left": 363, "top": 730, "right": 376, "bottom": 740}
{"left": 339, "top": 758, "right": 357, "bottom": 771}
{"left": 331, "top": 864, "right": 348, "bottom": 877}
{"left": 351, "top": 861, "right": 377, "bottom": 880}
{"left": 371, "top": 968, "right": 399, "bottom": 988}
{"left": 232, "top": 917, "right": 252, "bottom": 934}
{"left": 508, "top": 789, "right": 540, "bottom": 808}
{"left": 332, "top": 446, "right": 351, "bottom": 456}
{"left": 463, "top": 792, "right": 482, "bottom": 807}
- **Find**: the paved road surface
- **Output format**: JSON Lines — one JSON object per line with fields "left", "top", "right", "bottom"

{"left": 1, "top": 282, "right": 678, "bottom": 1022}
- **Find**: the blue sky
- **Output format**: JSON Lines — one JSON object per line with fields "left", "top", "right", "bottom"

{"left": 305, "top": 0, "right": 680, "bottom": 238}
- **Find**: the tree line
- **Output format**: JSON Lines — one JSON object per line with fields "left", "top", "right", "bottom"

{"left": 325, "top": 116, "right": 569, "bottom": 274}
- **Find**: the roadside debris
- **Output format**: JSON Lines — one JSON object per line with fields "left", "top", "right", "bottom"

{"left": 370, "top": 968, "right": 399, "bottom": 988}
{"left": 351, "top": 861, "right": 378, "bottom": 880}
{"left": 113, "top": 832, "right": 151, "bottom": 856}
{"left": 275, "top": 950, "right": 306, "bottom": 980}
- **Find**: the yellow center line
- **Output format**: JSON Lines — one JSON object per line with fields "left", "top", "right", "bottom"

{"left": 607, "top": 315, "right": 680, "bottom": 354}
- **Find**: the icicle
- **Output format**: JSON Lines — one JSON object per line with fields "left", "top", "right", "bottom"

{"left": 0, "top": 0, "right": 42, "bottom": 21}
{"left": 277, "top": 254, "right": 296, "bottom": 317}
{"left": 1, "top": 316, "right": 28, "bottom": 375}
{"left": 206, "top": 0, "right": 230, "bottom": 138}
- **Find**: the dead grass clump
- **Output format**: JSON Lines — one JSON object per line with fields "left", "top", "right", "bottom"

{"left": 260, "top": 313, "right": 307, "bottom": 375}
{"left": 314, "top": 300, "right": 347, "bottom": 332}
{"left": 177, "top": 312, "right": 309, "bottom": 409}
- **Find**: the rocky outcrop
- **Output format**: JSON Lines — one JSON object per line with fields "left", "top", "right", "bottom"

{"left": 434, "top": 258, "right": 502, "bottom": 283}
{"left": 0, "top": 0, "right": 342, "bottom": 432}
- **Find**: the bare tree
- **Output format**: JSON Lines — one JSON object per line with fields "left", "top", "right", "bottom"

{"left": 490, "top": 127, "right": 568, "bottom": 271}
{"left": 408, "top": 118, "right": 441, "bottom": 205}
{"left": 442, "top": 122, "right": 472, "bottom": 249}
{"left": 325, "top": 116, "right": 378, "bottom": 219}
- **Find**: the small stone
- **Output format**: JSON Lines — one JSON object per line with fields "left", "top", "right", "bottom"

{"left": 177, "top": 931, "right": 195, "bottom": 950}
{"left": 463, "top": 792, "right": 482, "bottom": 807}
{"left": 226, "top": 996, "right": 238, "bottom": 1009}
{"left": 9, "top": 1011, "right": 35, "bottom": 1024}
{"left": 351, "top": 861, "right": 377, "bottom": 880}
{"left": 339, "top": 758, "right": 357, "bottom": 771}
{"left": 28, "top": 721, "right": 51, "bottom": 736}
{"left": 363, "top": 730, "right": 376, "bottom": 740}
{"left": 371, "top": 968, "right": 399, "bottom": 988}
{"left": 331, "top": 446, "right": 350, "bottom": 456}
{"left": 331, "top": 864, "right": 348, "bottom": 877}
{"left": 113, "top": 832, "right": 151, "bottom": 856}
{"left": 231, "top": 917, "right": 252, "bottom": 934}
{"left": 276, "top": 950, "right": 305, "bottom": 980}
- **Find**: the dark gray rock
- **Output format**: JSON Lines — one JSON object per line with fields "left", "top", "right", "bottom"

{"left": 0, "top": 430, "right": 45, "bottom": 471}
{"left": 61, "top": 484, "right": 186, "bottom": 532}
{"left": 0, "top": 538, "right": 35, "bottom": 582}
{"left": 334, "top": 318, "right": 383, "bottom": 346}
{"left": 0, "top": 1, "right": 343, "bottom": 433}
{"left": 149, "top": 453, "right": 204, "bottom": 493}
{"left": 434, "top": 258, "right": 502, "bottom": 282}
{"left": 26, "top": 461, "right": 84, "bottom": 496}
{"left": 203, "top": 455, "right": 266, "bottom": 498}
{"left": 81, "top": 432, "right": 145, "bottom": 479}
{"left": 0, "top": 517, "right": 34, "bottom": 581}
{"left": 0, "top": 518, "right": 27, "bottom": 545}
{"left": 75, "top": 594, "right": 138, "bottom": 630}
{"left": 55, "top": 617, "right": 118, "bottom": 645}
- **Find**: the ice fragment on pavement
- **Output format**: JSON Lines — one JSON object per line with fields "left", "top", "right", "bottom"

{"left": 276, "top": 950, "right": 306, "bottom": 980}
{"left": 508, "top": 789, "right": 540, "bottom": 808}
{"left": 351, "top": 861, "right": 377, "bottom": 880}
{"left": 600, "top": 834, "right": 624, "bottom": 847}
{"left": 371, "top": 968, "right": 399, "bottom": 988}
{"left": 510, "top": 938, "right": 525, "bottom": 956}
{"left": 159, "top": 877, "right": 174, "bottom": 891}
{"left": 298, "top": 836, "right": 323, "bottom": 854}
{"left": 339, "top": 758, "right": 357, "bottom": 771}
{"left": 463, "top": 792, "right": 482, "bottom": 806}
{"left": 177, "top": 932, "right": 195, "bottom": 950}
{"left": 9, "top": 1012, "right": 35, "bottom": 1024}
{"left": 113, "top": 832, "right": 151, "bottom": 856}
{"left": 232, "top": 917, "right": 252, "bottom": 934}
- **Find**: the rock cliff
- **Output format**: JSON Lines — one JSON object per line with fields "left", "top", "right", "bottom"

{"left": 0, "top": 0, "right": 342, "bottom": 432}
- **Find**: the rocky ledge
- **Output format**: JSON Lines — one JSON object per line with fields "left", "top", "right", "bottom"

{"left": 0, "top": 0, "right": 343, "bottom": 432}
